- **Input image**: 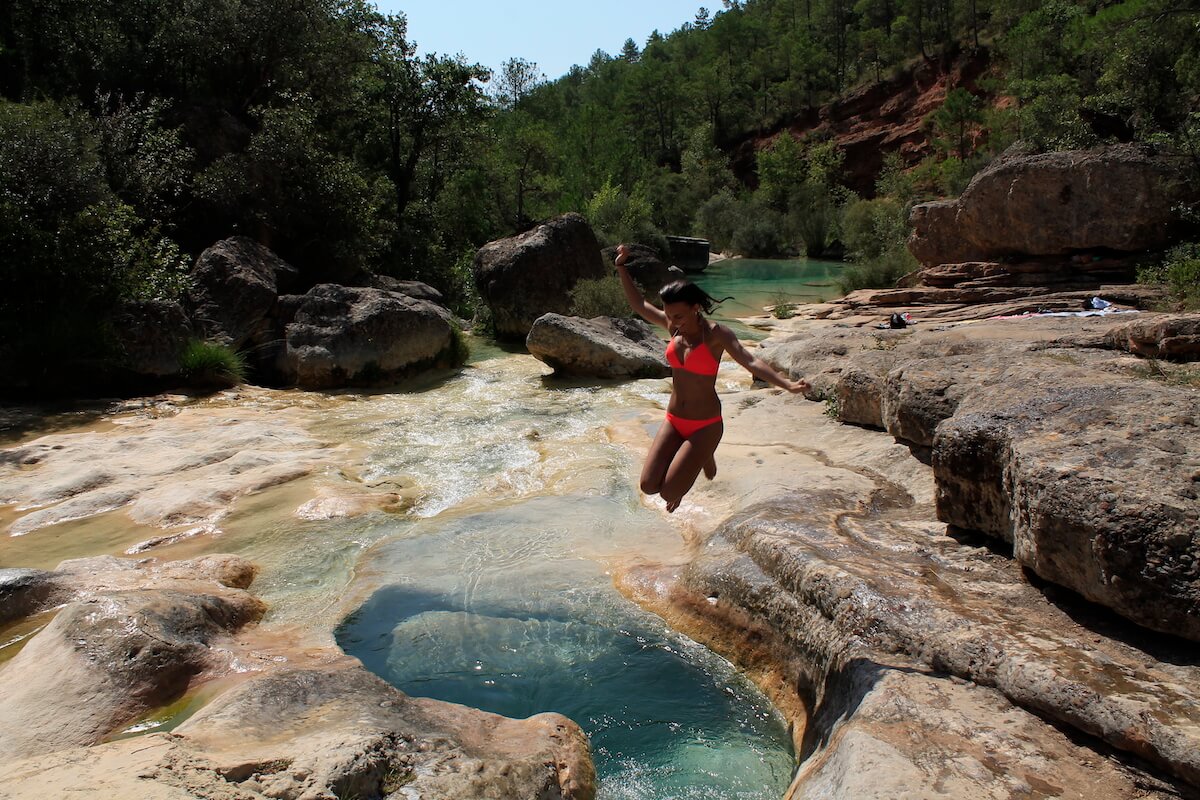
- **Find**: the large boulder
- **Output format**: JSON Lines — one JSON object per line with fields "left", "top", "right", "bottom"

{"left": 908, "top": 144, "right": 1188, "bottom": 267}
{"left": 473, "top": 213, "right": 606, "bottom": 341}
{"left": 367, "top": 274, "right": 447, "bottom": 305}
{"left": 188, "top": 236, "right": 299, "bottom": 349}
{"left": 600, "top": 243, "right": 682, "bottom": 301}
{"left": 526, "top": 314, "right": 670, "bottom": 380}
{"left": 277, "top": 284, "right": 463, "bottom": 389}
{"left": 109, "top": 299, "right": 193, "bottom": 378}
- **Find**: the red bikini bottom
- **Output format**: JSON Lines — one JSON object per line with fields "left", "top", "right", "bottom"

{"left": 665, "top": 412, "right": 723, "bottom": 439}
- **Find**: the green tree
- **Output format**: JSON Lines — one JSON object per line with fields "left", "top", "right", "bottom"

{"left": 932, "top": 87, "right": 984, "bottom": 158}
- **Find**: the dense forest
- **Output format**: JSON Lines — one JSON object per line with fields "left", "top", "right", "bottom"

{"left": 1, "top": 0, "right": 1198, "bottom": 382}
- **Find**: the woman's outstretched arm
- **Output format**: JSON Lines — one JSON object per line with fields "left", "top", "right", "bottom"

{"left": 714, "top": 326, "right": 810, "bottom": 393}
{"left": 614, "top": 244, "right": 668, "bottom": 330}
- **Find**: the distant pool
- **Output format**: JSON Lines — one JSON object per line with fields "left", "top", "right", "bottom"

{"left": 695, "top": 258, "right": 845, "bottom": 320}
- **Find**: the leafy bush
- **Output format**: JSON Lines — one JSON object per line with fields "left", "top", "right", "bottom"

{"left": 179, "top": 340, "right": 247, "bottom": 387}
{"left": 841, "top": 198, "right": 908, "bottom": 261}
{"left": 731, "top": 208, "right": 788, "bottom": 257}
{"left": 0, "top": 100, "right": 192, "bottom": 375}
{"left": 569, "top": 275, "right": 634, "bottom": 318}
{"left": 838, "top": 244, "right": 918, "bottom": 294}
{"left": 1139, "top": 243, "right": 1200, "bottom": 308}
{"left": 693, "top": 190, "right": 742, "bottom": 253}
{"left": 584, "top": 179, "right": 666, "bottom": 251}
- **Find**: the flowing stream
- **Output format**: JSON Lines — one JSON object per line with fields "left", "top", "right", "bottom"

{"left": 1, "top": 259, "right": 844, "bottom": 799}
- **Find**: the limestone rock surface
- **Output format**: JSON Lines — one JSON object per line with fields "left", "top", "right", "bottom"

{"left": 1100, "top": 312, "right": 1200, "bottom": 361}
{"left": 526, "top": 314, "right": 670, "bottom": 379}
{"left": 0, "top": 554, "right": 595, "bottom": 800}
{"left": 277, "top": 284, "right": 461, "bottom": 389}
{"left": 0, "top": 400, "right": 339, "bottom": 539}
{"left": 757, "top": 317, "right": 1200, "bottom": 641}
{"left": 617, "top": 392, "right": 1196, "bottom": 798}
{"left": 473, "top": 213, "right": 606, "bottom": 340}
{"left": 908, "top": 144, "right": 1188, "bottom": 267}
{"left": 0, "top": 555, "right": 264, "bottom": 761}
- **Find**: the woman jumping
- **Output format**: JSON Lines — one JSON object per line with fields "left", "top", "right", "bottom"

{"left": 615, "top": 244, "right": 809, "bottom": 512}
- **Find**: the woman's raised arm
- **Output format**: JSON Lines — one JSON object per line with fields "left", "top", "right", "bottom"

{"left": 714, "top": 326, "right": 809, "bottom": 393}
{"left": 614, "top": 244, "right": 668, "bottom": 330}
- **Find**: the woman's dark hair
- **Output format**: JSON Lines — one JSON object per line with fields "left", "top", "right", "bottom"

{"left": 659, "top": 280, "right": 733, "bottom": 314}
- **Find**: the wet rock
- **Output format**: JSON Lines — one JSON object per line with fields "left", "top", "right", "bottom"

{"left": 0, "top": 564, "right": 265, "bottom": 760}
{"left": 789, "top": 663, "right": 1177, "bottom": 800}
{"left": 473, "top": 213, "right": 606, "bottom": 341}
{"left": 0, "top": 403, "right": 337, "bottom": 538}
{"left": 188, "top": 236, "right": 299, "bottom": 350}
{"left": 908, "top": 144, "right": 1189, "bottom": 267}
{"left": 277, "top": 284, "right": 462, "bottom": 389}
{"left": 526, "top": 314, "right": 670, "bottom": 380}
{"left": 0, "top": 568, "right": 56, "bottom": 626}
{"left": 176, "top": 665, "right": 594, "bottom": 800}
{"left": 0, "top": 554, "right": 594, "bottom": 800}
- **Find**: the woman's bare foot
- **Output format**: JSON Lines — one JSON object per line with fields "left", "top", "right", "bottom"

{"left": 665, "top": 497, "right": 680, "bottom": 513}
{"left": 703, "top": 456, "right": 717, "bottom": 480}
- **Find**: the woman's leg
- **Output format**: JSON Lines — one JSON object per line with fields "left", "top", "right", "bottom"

{"left": 640, "top": 420, "right": 685, "bottom": 497}
{"left": 660, "top": 421, "right": 723, "bottom": 512}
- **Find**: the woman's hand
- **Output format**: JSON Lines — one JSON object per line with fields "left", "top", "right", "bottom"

{"left": 785, "top": 378, "right": 811, "bottom": 394}
{"left": 615, "top": 243, "right": 629, "bottom": 268}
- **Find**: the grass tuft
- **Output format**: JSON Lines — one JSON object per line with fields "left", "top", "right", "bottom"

{"left": 179, "top": 339, "right": 246, "bottom": 388}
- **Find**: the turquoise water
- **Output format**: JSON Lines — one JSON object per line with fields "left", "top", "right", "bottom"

{"left": 336, "top": 498, "right": 795, "bottom": 799}
{"left": 697, "top": 258, "right": 845, "bottom": 320}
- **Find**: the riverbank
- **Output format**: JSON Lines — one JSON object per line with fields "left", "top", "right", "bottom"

{"left": 615, "top": 307, "right": 1199, "bottom": 799}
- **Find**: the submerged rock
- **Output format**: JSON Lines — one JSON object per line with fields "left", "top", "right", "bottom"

{"left": 526, "top": 314, "right": 670, "bottom": 380}
{"left": 473, "top": 213, "right": 606, "bottom": 341}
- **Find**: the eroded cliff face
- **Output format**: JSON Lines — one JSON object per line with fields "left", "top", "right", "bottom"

{"left": 618, "top": 309, "right": 1199, "bottom": 799}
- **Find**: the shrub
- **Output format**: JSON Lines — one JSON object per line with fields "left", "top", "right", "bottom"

{"left": 0, "top": 100, "right": 192, "bottom": 377}
{"left": 841, "top": 198, "right": 908, "bottom": 261}
{"left": 569, "top": 275, "right": 634, "bottom": 318}
{"left": 693, "top": 190, "right": 742, "bottom": 252}
{"left": 179, "top": 340, "right": 247, "bottom": 388}
{"left": 1139, "top": 242, "right": 1200, "bottom": 308}
{"left": 584, "top": 179, "right": 666, "bottom": 250}
{"left": 838, "top": 244, "right": 919, "bottom": 293}
{"left": 731, "top": 209, "right": 788, "bottom": 257}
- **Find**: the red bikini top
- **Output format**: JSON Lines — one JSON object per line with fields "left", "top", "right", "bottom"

{"left": 666, "top": 337, "right": 720, "bottom": 375}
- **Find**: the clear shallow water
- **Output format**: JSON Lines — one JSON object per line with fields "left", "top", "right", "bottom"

{"left": 324, "top": 344, "right": 795, "bottom": 798}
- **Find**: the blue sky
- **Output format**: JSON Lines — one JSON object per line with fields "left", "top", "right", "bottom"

{"left": 374, "top": 1, "right": 709, "bottom": 81}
